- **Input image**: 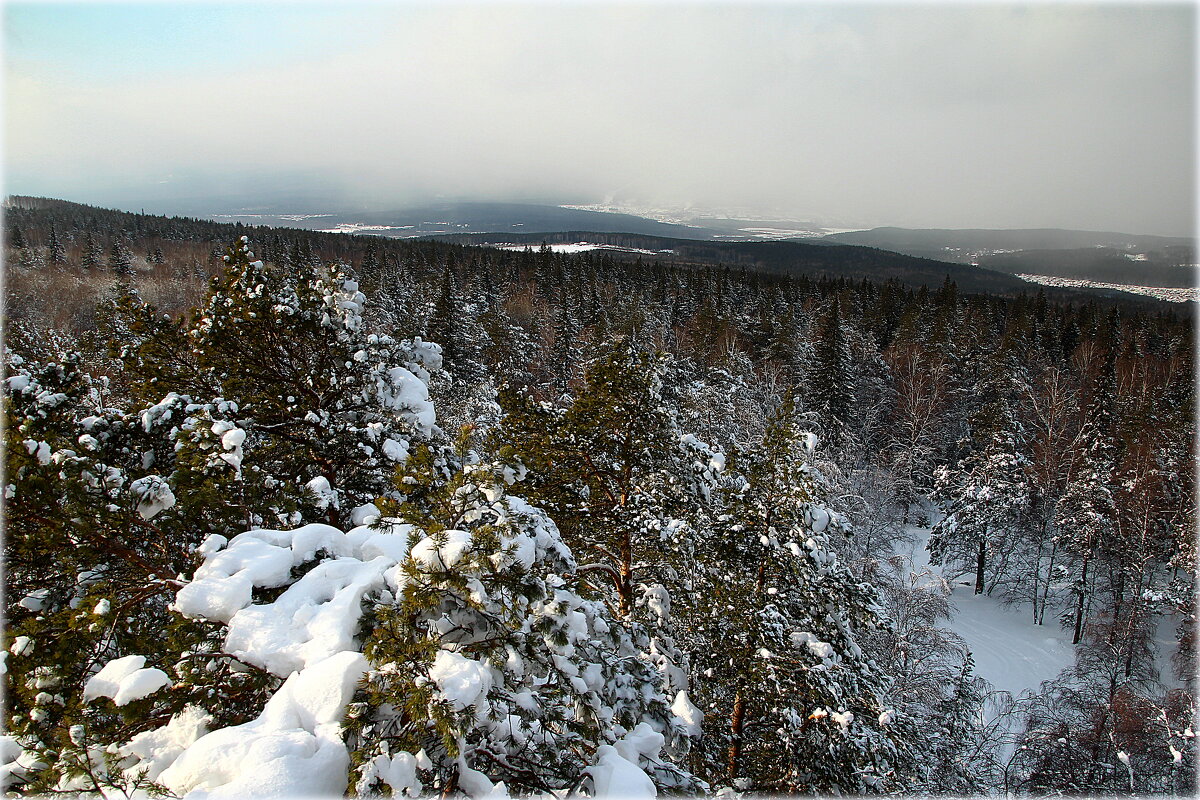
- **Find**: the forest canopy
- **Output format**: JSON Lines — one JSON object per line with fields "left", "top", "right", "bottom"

{"left": 2, "top": 200, "right": 1195, "bottom": 797}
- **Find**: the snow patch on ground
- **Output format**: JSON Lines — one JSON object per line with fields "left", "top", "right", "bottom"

{"left": 317, "top": 223, "right": 407, "bottom": 234}
{"left": 899, "top": 523, "right": 1074, "bottom": 701}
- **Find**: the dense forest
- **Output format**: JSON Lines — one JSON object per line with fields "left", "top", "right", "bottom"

{"left": 3, "top": 198, "right": 1196, "bottom": 797}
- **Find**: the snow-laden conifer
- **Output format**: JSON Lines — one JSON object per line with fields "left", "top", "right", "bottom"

{"left": 683, "top": 393, "right": 916, "bottom": 793}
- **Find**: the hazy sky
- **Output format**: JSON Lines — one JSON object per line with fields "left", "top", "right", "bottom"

{"left": 5, "top": 2, "right": 1196, "bottom": 234}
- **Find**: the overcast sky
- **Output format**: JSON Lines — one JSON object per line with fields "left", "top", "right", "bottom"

{"left": 5, "top": 2, "right": 1196, "bottom": 234}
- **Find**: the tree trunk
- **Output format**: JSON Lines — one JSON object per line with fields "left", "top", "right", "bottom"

{"left": 617, "top": 516, "right": 634, "bottom": 618}
{"left": 1122, "top": 567, "right": 1149, "bottom": 679}
{"left": 975, "top": 539, "right": 986, "bottom": 595}
{"left": 1031, "top": 527, "right": 1046, "bottom": 623}
{"left": 1037, "top": 541, "right": 1058, "bottom": 625}
{"left": 1072, "top": 557, "right": 1089, "bottom": 645}
{"left": 728, "top": 691, "right": 746, "bottom": 783}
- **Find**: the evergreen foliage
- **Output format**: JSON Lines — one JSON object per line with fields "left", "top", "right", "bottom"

{"left": 348, "top": 435, "right": 700, "bottom": 796}
{"left": 2, "top": 198, "right": 1195, "bottom": 797}
{"left": 685, "top": 394, "right": 914, "bottom": 792}
{"left": 107, "top": 241, "right": 134, "bottom": 276}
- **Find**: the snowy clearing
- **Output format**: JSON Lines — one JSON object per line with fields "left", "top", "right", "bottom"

{"left": 492, "top": 242, "right": 675, "bottom": 255}
{"left": 737, "top": 227, "right": 824, "bottom": 239}
{"left": 944, "top": 591, "right": 1073, "bottom": 700}
{"left": 900, "top": 524, "right": 1073, "bottom": 701}
{"left": 1015, "top": 273, "right": 1198, "bottom": 303}
{"left": 317, "top": 223, "right": 414, "bottom": 234}
{"left": 210, "top": 213, "right": 333, "bottom": 220}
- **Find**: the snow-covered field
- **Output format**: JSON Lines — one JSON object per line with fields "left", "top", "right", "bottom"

{"left": 737, "top": 227, "right": 824, "bottom": 239}
{"left": 558, "top": 202, "right": 707, "bottom": 228}
{"left": 945, "top": 591, "right": 1074, "bottom": 699}
{"left": 1016, "top": 273, "right": 1198, "bottom": 303}
{"left": 211, "top": 213, "right": 333, "bottom": 221}
{"left": 317, "top": 223, "right": 415, "bottom": 235}
{"left": 492, "top": 242, "right": 675, "bottom": 255}
{"left": 898, "top": 524, "right": 1074, "bottom": 701}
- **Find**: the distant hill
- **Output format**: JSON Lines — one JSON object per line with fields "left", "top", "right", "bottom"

{"left": 429, "top": 231, "right": 1039, "bottom": 295}
{"left": 820, "top": 227, "right": 1196, "bottom": 288}
{"left": 198, "top": 202, "right": 726, "bottom": 240}
{"left": 822, "top": 226, "right": 1193, "bottom": 256}
{"left": 4, "top": 196, "right": 1188, "bottom": 310}
{"left": 8, "top": 196, "right": 1190, "bottom": 305}
{"left": 978, "top": 247, "right": 1196, "bottom": 288}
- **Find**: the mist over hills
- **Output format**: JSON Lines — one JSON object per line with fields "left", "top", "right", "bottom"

{"left": 127, "top": 196, "right": 1200, "bottom": 290}
{"left": 203, "top": 202, "right": 724, "bottom": 240}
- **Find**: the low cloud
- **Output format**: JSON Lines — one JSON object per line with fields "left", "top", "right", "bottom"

{"left": 6, "top": 4, "right": 1194, "bottom": 234}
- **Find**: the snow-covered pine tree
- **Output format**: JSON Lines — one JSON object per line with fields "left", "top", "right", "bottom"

{"left": 477, "top": 302, "right": 537, "bottom": 393}
{"left": 107, "top": 241, "right": 134, "bottom": 276}
{"left": 684, "top": 393, "right": 916, "bottom": 793}
{"left": 47, "top": 225, "right": 66, "bottom": 266}
{"left": 883, "top": 334, "right": 951, "bottom": 514}
{"left": 426, "top": 261, "right": 490, "bottom": 427}
{"left": 1054, "top": 377, "right": 1118, "bottom": 643}
{"left": 1, "top": 345, "right": 281, "bottom": 795}
{"left": 928, "top": 390, "right": 1030, "bottom": 595}
{"left": 495, "top": 338, "right": 721, "bottom": 626}
{"left": 3, "top": 237, "right": 451, "bottom": 792}
{"left": 549, "top": 298, "right": 583, "bottom": 393}
{"left": 809, "top": 295, "right": 855, "bottom": 449}
{"left": 80, "top": 231, "right": 103, "bottom": 271}
{"left": 11, "top": 373, "right": 701, "bottom": 797}
{"left": 109, "top": 237, "right": 442, "bottom": 527}
{"left": 920, "top": 656, "right": 996, "bottom": 793}
{"left": 348, "top": 433, "right": 701, "bottom": 796}
{"left": 493, "top": 336, "right": 723, "bottom": 762}
{"left": 9, "top": 224, "right": 27, "bottom": 249}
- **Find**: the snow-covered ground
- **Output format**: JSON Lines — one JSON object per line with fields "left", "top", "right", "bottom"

{"left": 895, "top": 512, "right": 1186, "bottom": 750}
{"left": 736, "top": 227, "right": 825, "bottom": 239}
{"left": 492, "top": 242, "right": 675, "bottom": 255}
{"left": 558, "top": 202, "right": 706, "bottom": 228}
{"left": 317, "top": 223, "right": 415, "bottom": 234}
{"left": 1153, "top": 613, "right": 1188, "bottom": 691}
{"left": 897, "top": 524, "right": 1074, "bottom": 701}
{"left": 1015, "top": 273, "right": 1198, "bottom": 303}
{"left": 944, "top": 591, "right": 1074, "bottom": 699}
{"left": 210, "top": 213, "right": 333, "bottom": 221}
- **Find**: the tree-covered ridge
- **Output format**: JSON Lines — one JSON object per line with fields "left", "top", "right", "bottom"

{"left": 7, "top": 195, "right": 1188, "bottom": 313}
{"left": 3, "top": 198, "right": 1196, "bottom": 797}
